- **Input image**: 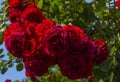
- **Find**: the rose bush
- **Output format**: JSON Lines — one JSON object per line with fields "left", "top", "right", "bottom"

{"left": 2, "top": 0, "right": 109, "bottom": 82}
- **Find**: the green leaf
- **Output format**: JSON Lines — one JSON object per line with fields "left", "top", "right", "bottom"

{"left": 26, "top": 77, "right": 33, "bottom": 82}
{"left": 0, "top": 23, "right": 4, "bottom": 29}
{"left": 0, "top": 25, "right": 7, "bottom": 33}
{"left": 99, "top": 79, "right": 104, "bottom": 82}
{"left": 2, "top": 62, "right": 8, "bottom": 67}
{"left": 7, "top": 52, "right": 16, "bottom": 60}
{"left": 110, "top": 72, "right": 114, "bottom": 82}
{"left": 0, "top": 34, "right": 3, "bottom": 44}
{"left": 14, "top": 80, "right": 20, "bottom": 82}
{"left": 16, "top": 63, "right": 24, "bottom": 71}
{"left": 117, "top": 33, "right": 120, "bottom": 41}
{"left": 0, "top": 49, "right": 3, "bottom": 54}
{"left": 0, "top": 54, "right": 4, "bottom": 58}
{"left": 38, "top": 0, "right": 43, "bottom": 8}
{"left": 15, "top": 58, "right": 22, "bottom": 63}
{"left": 8, "top": 59, "right": 12, "bottom": 64}
{"left": 8, "top": 63, "right": 14, "bottom": 68}
{"left": 110, "top": 46, "right": 117, "bottom": 56}
{"left": 1, "top": 67, "right": 8, "bottom": 74}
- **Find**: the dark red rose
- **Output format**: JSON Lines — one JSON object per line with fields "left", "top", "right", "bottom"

{"left": 43, "top": 26, "right": 68, "bottom": 57}
{"left": 24, "top": 56, "right": 49, "bottom": 81}
{"left": 9, "top": 0, "right": 24, "bottom": 7}
{"left": 78, "top": 35, "right": 95, "bottom": 58}
{"left": 21, "top": 2, "right": 44, "bottom": 23}
{"left": 3, "top": 22, "right": 24, "bottom": 42}
{"left": 63, "top": 25, "right": 84, "bottom": 51}
{"left": 94, "top": 39, "right": 108, "bottom": 64}
{"left": 63, "top": 25, "right": 95, "bottom": 58}
{"left": 5, "top": 31, "right": 25, "bottom": 58}
{"left": 23, "top": 37, "right": 37, "bottom": 57}
{"left": 9, "top": 8, "right": 21, "bottom": 23}
{"left": 36, "top": 40, "right": 56, "bottom": 66}
{"left": 58, "top": 53, "right": 93, "bottom": 80}
{"left": 42, "top": 54, "right": 56, "bottom": 66}
{"left": 39, "top": 50, "right": 56, "bottom": 66}
{"left": 5, "top": 79, "right": 11, "bottom": 82}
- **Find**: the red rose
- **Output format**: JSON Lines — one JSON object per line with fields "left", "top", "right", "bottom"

{"left": 58, "top": 53, "right": 93, "bottom": 80}
{"left": 94, "top": 39, "right": 108, "bottom": 64}
{"left": 5, "top": 79, "right": 11, "bottom": 82}
{"left": 9, "top": 0, "right": 24, "bottom": 7}
{"left": 78, "top": 35, "right": 95, "bottom": 57}
{"left": 24, "top": 22, "right": 37, "bottom": 36}
{"left": 63, "top": 25, "right": 84, "bottom": 51}
{"left": 23, "top": 37, "right": 37, "bottom": 57}
{"left": 3, "top": 23, "right": 24, "bottom": 42}
{"left": 24, "top": 56, "right": 49, "bottom": 81}
{"left": 9, "top": 8, "right": 21, "bottom": 23}
{"left": 5, "top": 31, "right": 25, "bottom": 58}
{"left": 36, "top": 18, "right": 56, "bottom": 37}
{"left": 21, "top": 2, "right": 44, "bottom": 23}
{"left": 36, "top": 18, "right": 56, "bottom": 49}
{"left": 116, "top": 0, "right": 120, "bottom": 7}
{"left": 43, "top": 26, "right": 68, "bottom": 57}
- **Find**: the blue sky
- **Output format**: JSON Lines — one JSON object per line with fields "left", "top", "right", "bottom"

{"left": 0, "top": 0, "right": 92, "bottom": 82}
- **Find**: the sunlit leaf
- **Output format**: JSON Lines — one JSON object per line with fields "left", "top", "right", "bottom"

{"left": 110, "top": 46, "right": 117, "bottom": 56}
{"left": 38, "top": 0, "right": 43, "bottom": 8}
{"left": 7, "top": 52, "right": 16, "bottom": 60}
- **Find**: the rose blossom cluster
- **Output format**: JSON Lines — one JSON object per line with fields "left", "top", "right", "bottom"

{"left": 3, "top": 0, "right": 108, "bottom": 81}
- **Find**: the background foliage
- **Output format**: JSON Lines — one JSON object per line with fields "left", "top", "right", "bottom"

{"left": 0, "top": 0, "right": 120, "bottom": 82}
